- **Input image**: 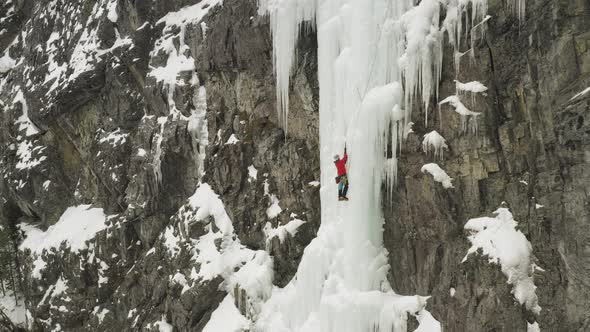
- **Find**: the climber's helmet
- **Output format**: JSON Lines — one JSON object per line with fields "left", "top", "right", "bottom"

{"left": 333, "top": 154, "right": 340, "bottom": 162}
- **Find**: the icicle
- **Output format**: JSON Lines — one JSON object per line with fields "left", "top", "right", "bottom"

{"left": 152, "top": 116, "right": 168, "bottom": 185}
{"left": 510, "top": 0, "right": 526, "bottom": 24}
{"left": 439, "top": 95, "right": 481, "bottom": 134}
{"left": 455, "top": 79, "right": 488, "bottom": 104}
{"left": 257, "top": 0, "right": 317, "bottom": 135}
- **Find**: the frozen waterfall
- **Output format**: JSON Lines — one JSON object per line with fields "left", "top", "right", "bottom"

{"left": 254, "top": 0, "right": 496, "bottom": 331}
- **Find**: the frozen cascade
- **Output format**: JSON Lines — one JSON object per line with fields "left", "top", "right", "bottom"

{"left": 254, "top": 0, "right": 520, "bottom": 331}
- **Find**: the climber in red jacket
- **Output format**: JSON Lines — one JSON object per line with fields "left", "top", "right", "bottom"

{"left": 333, "top": 146, "right": 349, "bottom": 201}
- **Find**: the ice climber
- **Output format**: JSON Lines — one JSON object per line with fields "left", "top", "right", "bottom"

{"left": 333, "top": 146, "right": 349, "bottom": 201}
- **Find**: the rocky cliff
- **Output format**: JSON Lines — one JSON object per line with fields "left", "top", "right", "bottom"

{"left": 0, "top": 0, "right": 319, "bottom": 330}
{"left": 0, "top": 0, "right": 588, "bottom": 331}
{"left": 385, "top": 1, "right": 590, "bottom": 331}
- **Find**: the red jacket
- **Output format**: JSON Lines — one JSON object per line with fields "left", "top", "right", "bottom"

{"left": 335, "top": 153, "right": 347, "bottom": 176}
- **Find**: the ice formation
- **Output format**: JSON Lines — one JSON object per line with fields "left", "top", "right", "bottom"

{"left": 422, "top": 131, "right": 448, "bottom": 160}
{"left": 254, "top": 0, "right": 504, "bottom": 330}
{"left": 463, "top": 207, "right": 541, "bottom": 315}
{"left": 439, "top": 95, "right": 481, "bottom": 133}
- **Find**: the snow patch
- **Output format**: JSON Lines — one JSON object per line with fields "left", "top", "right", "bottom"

{"left": 31, "top": 256, "right": 47, "bottom": 279}
{"left": 421, "top": 163, "right": 454, "bottom": 189}
{"left": 264, "top": 218, "right": 306, "bottom": 244}
{"left": 463, "top": 207, "right": 541, "bottom": 315}
{"left": 0, "top": 50, "right": 16, "bottom": 73}
{"left": 13, "top": 89, "right": 40, "bottom": 137}
{"left": 98, "top": 129, "right": 128, "bottom": 146}
{"left": 20, "top": 205, "right": 107, "bottom": 254}
{"left": 171, "top": 272, "right": 191, "bottom": 294}
{"left": 137, "top": 148, "right": 147, "bottom": 157}
{"left": 163, "top": 226, "right": 181, "bottom": 257}
{"left": 248, "top": 165, "right": 258, "bottom": 181}
{"left": 15, "top": 140, "right": 46, "bottom": 170}
{"left": 154, "top": 316, "right": 173, "bottom": 332}
{"left": 266, "top": 194, "right": 282, "bottom": 219}
{"left": 225, "top": 133, "right": 239, "bottom": 145}
{"left": 106, "top": 0, "right": 118, "bottom": 22}
{"left": 156, "top": 0, "right": 223, "bottom": 27}
{"left": 202, "top": 295, "right": 250, "bottom": 332}
{"left": 92, "top": 306, "right": 110, "bottom": 324}
{"left": 527, "top": 321, "right": 540, "bottom": 332}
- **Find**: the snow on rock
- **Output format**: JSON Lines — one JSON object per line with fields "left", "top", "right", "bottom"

{"left": 455, "top": 80, "right": 488, "bottom": 94}
{"left": 137, "top": 148, "right": 147, "bottom": 157}
{"left": 156, "top": 0, "right": 224, "bottom": 27}
{"left": 106, "top": 0, "right": 118, "bottom": 23}
{"left": 171, "top": 272, "right": 191, "bottom": 294}
{"left": 463, "top": 207, "right": 541, "bottom": 315}
{"left": 40, "top": 276, "right": 69, "bottom": 307}
{"left": 422, "top": 131, "right": 448, "bottom": 160}
{"left": 173, "top": 183, "right": 275, "bottom": 319}
{"left": 31, "top": 255, "right": 47, "bottom": 279}
{"left": 248, "top": 165, "right": 258, "bottom": 181}
{"left": 202, "top": 295, "right": 250, "bottom": 332}
{"left": 527, "top": 321, "right": 541, "bottom": 332}
{"left": 439, "top": 95, "right": 481, "bottom": 133}
{"left": 98, "top": 128, "right": 129, "bottom": 146}
{"left": 264, "top": 218, "right": 306, "bottom": 244}
{"left": 185, "top": 183, "right": 260, "bottom": 281}
{"left": 150, "top": 0, "right": 222, "bottom": 117}
{"left": 225, "top": 133, "right": 240, "bottom": 145}
{"left": 414, "top": 309, "right": 443, "bottom": 332}
{"left": 226, "top": 251, "right": 274, "bottom": 315}
{"left": 15, "top": 140, "right": 47, "bottom": 170}
{"left": 188, "top": 183, "right": 234, "bottom": 235}
{"left": 154, "top": 316, "right": 174, "bottom": 332}
{"left": 421, "top": 163, "right": 454, "bottom": 189}
{"left": 13, "top": 88, "right": 40, "bottom": 137}
{"left": 92, "top": 306, "right": 110, "bottom": 324}
{"left": 20, "top": 205, "right": 107, "bottom": 254}
{"left": 163, "top": 226, "right": 181, "bottom": 257}
{"left": 0, "top": 50, "right": 16, "bottom": 73}
{"left": 266, "top": 194, "right": 282, "bottom": 219}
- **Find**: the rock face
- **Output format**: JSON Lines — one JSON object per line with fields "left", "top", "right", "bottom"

{"left": 0, "top": 0, "right": 318, "bottom": 330}
{"left": 0, "top": 0, "right": 588, "bottom": 331}
{"left": 384, "top": 0, "right": 590, "bottom": 331}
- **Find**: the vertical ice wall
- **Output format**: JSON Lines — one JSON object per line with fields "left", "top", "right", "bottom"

{"left": 254, "top": 0, "right": 518, "bottom": 331}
